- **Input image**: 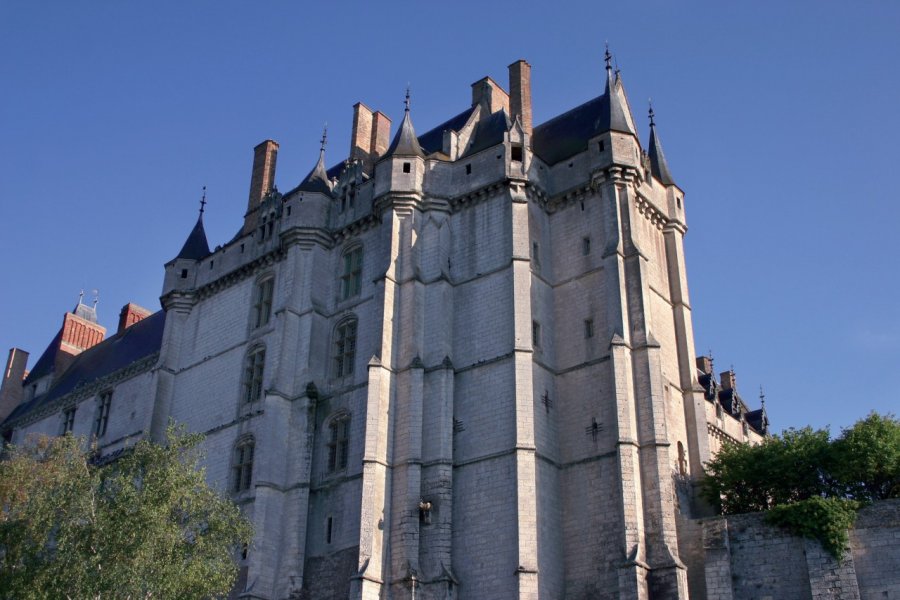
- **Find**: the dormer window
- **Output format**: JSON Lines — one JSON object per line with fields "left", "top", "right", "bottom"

{"left": 510, "top": 145, "right": 523, "bottom": 162}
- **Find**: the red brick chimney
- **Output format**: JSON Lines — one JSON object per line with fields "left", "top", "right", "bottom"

{"left": 118, "top": 303, "right": 152, "bottom": 334}
{"left": 0, "top": 348, "right": 29, "bottom": 421}
{"left": 508, "top": 59, "right": 532, "bottom": 138}
{"left": 370, "top": 111, "right": 392, "bottom": 165}
{"left": 243, "top": 140, "right": 279, "bottom": 235}
{"left": 56, "top": 311, "right": 106, "bottom": 375}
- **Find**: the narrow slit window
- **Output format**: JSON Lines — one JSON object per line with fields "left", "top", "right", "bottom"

{"left": 582, "top": 237, "right": 591, "bottom": 255}
{"left": 532, "top": 320, "right": 541, "bottom": 348}
{"left": 326, "top": 517, "right": 334, "bottom": 544}
{"left": 465, "top": 164, "right": 472, "bottom": 175}
{"left": 584, "top": 319, "right": 594, "bottom": 339}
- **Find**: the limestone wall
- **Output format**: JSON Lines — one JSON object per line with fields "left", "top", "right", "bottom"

{"left": 699, "top": 500, "right": 900, "bottom": 600}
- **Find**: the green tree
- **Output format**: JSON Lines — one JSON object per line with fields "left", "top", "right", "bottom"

{"left": 0, "top": 427, "right": 253, "bottom": 600}
{"left": 830, "top": 412, "right": 900, "bottom": 502}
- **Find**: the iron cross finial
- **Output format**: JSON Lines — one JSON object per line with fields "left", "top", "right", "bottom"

{"left": 648, "top": 99, "right": 656, "bottom": 127}
{"left": 405, "top": 85, "right": 411, "bottom": 111}
{"left": 320, "top": 124, "right": 328, "bottom": 153}
{"left": 604, "top": 42, "right": 612, "bottom": 71}
{"left": 200, "top": 186, "right": 207, "bottom": 215}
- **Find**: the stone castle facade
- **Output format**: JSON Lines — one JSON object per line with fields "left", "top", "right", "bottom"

{"left": 1, "top": 54, "right": 773, "bottom": 599}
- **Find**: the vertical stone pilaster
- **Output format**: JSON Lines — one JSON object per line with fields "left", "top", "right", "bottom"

{"left": 702, "top": 519, "right": 734, "bottom": 600}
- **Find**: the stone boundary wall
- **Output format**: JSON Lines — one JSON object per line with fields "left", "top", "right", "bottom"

{"left": 699, "top": 499, "right": 899, "bottom": 600}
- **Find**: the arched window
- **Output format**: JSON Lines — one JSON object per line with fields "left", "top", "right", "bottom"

{"left": 327, "top": 413, "right": 350, "bottom": 472}
{"left": 242, "top": 346, "right": 266, "bottom": 404}
{"left": 252, "top": 276, "right": 275, "bottom": 328}
{"left": 333, "top": 319, "right": 357, "bottom": 378}
{"left": 340, "top": 246, "right": 363, "bottom": 300}
{"left": 232, "top": 436, "right": 255, "bottom": 492}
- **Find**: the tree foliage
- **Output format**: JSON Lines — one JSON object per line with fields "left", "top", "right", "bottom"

{"left": 700, "top": 412, "right": 899, "bottom": 558}
{"left": 0, "top": 427, "right": 253, "bottom": 600}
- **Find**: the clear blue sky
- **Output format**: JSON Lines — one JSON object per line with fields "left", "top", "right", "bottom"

{"left": 2, "top": 1, "right": 898, "bottom": 434}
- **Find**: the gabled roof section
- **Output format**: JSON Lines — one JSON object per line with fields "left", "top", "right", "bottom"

{"left": 417, "top": 107, "right": 475, "bottom": 155}
{"left": 385, "top": 94, "right": 424, "bottom": 158}
{"left": 648, "top": 108, "right": 676, "bottom": 186}
{"left": 4, "top": 311, "right": 166, "bottom": 426}
{"left": 176, "top": 215, "right": 211, "bottom": 261}
{"left": 461, "top": 109, "right": 511, "bottom": 158}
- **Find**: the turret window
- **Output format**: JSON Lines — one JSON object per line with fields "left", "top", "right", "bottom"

{"left": 340, "top": 247, "right": 363, "bottom": 300}
{"left": 334, "top": 319, "right": 358, "bottom": 378}
{"left": 242, "top": 347, "right": 266, "bottom": 404}
{"left": 253, "top": 277, "right": 275, "bottom": 328}
{"left": 402, "top": 162, "right": 411, "bottom": 173}
{"left": 511, "top": 145, "right": 523, "bottom": 162}
{"left": 232, "top": 437, "right": 255, "bottom": 493}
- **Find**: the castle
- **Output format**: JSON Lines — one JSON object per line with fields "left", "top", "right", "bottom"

{"left": 0, "top": 53, "right": 772, "bottom": 599}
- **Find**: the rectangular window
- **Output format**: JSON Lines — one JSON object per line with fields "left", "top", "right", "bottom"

{"left": 232, "top": 439, "right": 255, "bottom": 492}
{"left": 326, "top": 516, "right": 334, "bottom": 544}
{"left": 510, "top": 145, "right": 523, "bottom": 162}
{"left": 334, "top": 321, "right": 358, "bottom": 377}
{"left": 243, "top": 349, "right": 266, "bottom": 404}
{"left": 532, "top": 320, "right": 541, "bottom": 348}
{"left": 582, "top": 236, "right": 591, "bottom": 255}
{"left": 61, "top": 407, "right": 76, "bottom": 434}
{"left": 340, "top": 248, "right": 363, "bottom": 300}
{"left": 584, "top": 319, "right": 594, "bottom": 339}
{"left": 94, "top": 391, "right": 112, "bottom": 437}
{"left": 402, "top": 162, "right": 411, "bottom": 173}
{"left": 328, "top": 417, "right": 350, "bottom": 472}
{"left": 465, "top": 164, "right": 472, "bottom": 175}
{"left": 254, "top": 278, "right": 275, "bottom": 328}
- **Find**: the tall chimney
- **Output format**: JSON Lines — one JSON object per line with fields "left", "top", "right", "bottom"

{"left": 0, "top": 348, "right": 29, "bottom": 421}
{"left": 696, "top": 355, "right": 712, "bottom": 375}
{"left": 350, "top": 102, "right": 374, "bottom": 167}
{"left": 720, "top": 370, "right": 736, "bottom": 391}
{"left": 508, "top": 59, "right": 532, "bottom": 138}
{"left": 370, "top": 111, "right": 392, "bottom": 166}
{"left": 244, "top": 140, "right": 279, "bottom": 235}
{"left": 118, "top": 303, "right": 152, "bottom": 334}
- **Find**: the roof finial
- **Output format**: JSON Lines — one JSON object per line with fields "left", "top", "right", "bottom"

{"left": 759, "top": 385, "right": 766, "bottom": 407}
{"left": 604, "top": 42, "right": 612, "bottom": 72}
{"left": 91, "top": 289, "right": 99, "bottom": 309}
{"left": 708, "top": 349, "right": 715, "bottom": 373}
{"left": 320, "top": 123, "right": 328, "bottom": 153}
{"left": 648, "top": 99, "right": 656, "bottom": 128}
{"left": 199, "top": 186, "right": 207, "bottom": 215}
{"left": 614, "top": 55, "right": 620, "bottom": 78}
{"left": 404, "top": 85, "right": 411, "bottom": 112}
{"left": 78, "top": 289, "right": 85, "bottom": 306}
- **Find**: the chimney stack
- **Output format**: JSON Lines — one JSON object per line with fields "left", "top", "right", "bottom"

{"left": 0, "top": 348, "right": 29, "bottom": 421}
{"left": 508, "top": 59, "right": 532, "bottom": 138}
{"left": 118, "top": 303, "right": 152, "bottom": 334}
{"left": 696, "top": 355, "right": 713, "bottom": 375}
{"left": 471, "top": 77, "right": 510, "bottom": 115}
{"left": 244, "top": 140, "right": 279, "bottom": 235}
{"left": 370, "top": 111, "right": 392, "bottom": 166}
{"left": 350, "top": 103, "right": 374, "bottom": 166}
{"left": 720, "top": 370, "right": 736, "bottom": 391}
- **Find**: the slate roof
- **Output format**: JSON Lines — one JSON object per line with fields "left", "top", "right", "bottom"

{"left": 461, "top": 109, "right": 511, "bottom": 158}
{"left": 3, "top": 311, "right": 166, "bottom": 427}
{"left": 385, "top": 108, "right": 424, "bottom": 158}
{"left": 649, "top": 124, "right": 676, "bottom": 186}
{"left": 176, "top": 215, "right": 211, "bottom": 260}
{"left": 297, "top": 149, "right": 333, "bottom": 195}
{"left": 417, "top": 107, "right": 475, "bottom": 155}
{"left": 22, "top": 329, "right": 64, "bottom": 385}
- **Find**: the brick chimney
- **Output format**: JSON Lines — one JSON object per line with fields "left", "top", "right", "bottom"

{"left": 370, "top": 111, "right": 392, "bottom": 165}
{"left": 243, "top": 140, "right": 279, "bottom": 235}
{"left": 471, "top": 76, "right": 510, "bottom": 115}
{"left": 720, "top": 370, "right": 736, "bottom": 391}
{"left": 508, "top": 59, "right": 532, "bottom": 138}
{"left": 118, "top": 303, "right": 152, "bottom": 334}
{"left": 696, "top": 355, "right": 713, "bottom": 375}
{"left": 0, "top": 348, "right": 29, "bottom": 421}
{"left": 53, "top": 311, "right": 106, "bottom": 377}
{"left": 350, "top": 102, "right": 374, "bottom": 166}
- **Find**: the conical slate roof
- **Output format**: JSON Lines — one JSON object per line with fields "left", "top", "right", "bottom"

{"left": 603, "top": 68, "right": 636, "bottom": 136}
{"left": 648, "top": 117, "right": 676, "bottom": 186}
{"left": 386, "top": 95, "right": 424, "bottom": 158}
{"left": 176, "top": 214, "right": 211, "bottom": 261}
{"left": 298, "top": 148, "right": 332, "bottom": 195}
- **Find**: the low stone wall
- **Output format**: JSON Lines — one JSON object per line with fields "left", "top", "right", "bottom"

{"left": 699, "top": 499, "right": 899, "bottom": 600}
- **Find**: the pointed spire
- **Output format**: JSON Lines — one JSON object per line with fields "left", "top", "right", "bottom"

{"left": 601, "top": 45, "right": 636, "bottom": 135}
{"left": 298, "top": 124, "right": 332, "bottom": 195}
{"left": 385, "top": 87, "right": 424, "bottom": 158}
{"left": 176, "top": 189, "right": 212, "bottom": 260}
{"left": 647, "top": 102, "right": 676, "bottom": 186}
